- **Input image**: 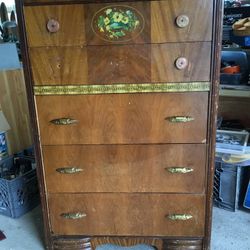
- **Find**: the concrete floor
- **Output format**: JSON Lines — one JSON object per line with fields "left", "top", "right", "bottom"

{"left": 0, "top": 206, "right": 249, "bottom": 250}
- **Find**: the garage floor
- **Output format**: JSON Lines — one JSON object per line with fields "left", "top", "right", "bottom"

{"left": 0, "top": 206, "right": 249, "bottom": 250}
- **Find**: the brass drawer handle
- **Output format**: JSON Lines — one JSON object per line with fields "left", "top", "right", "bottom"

{"left": 50, "top": 118, "right": 78, "bottom": 125}
{"left": 176, "top": 15, "right": 190, "bottom": 28}
{"left": 61, "top": 212, "right": 86, "bottom": 219}
{"left": 166, "top": 116, "right": 194, "bottom": 123}
{"left": 167, "top": 214, "right": 193, "bottom": 221}
{"left": 56, "top": 167, "right": 83, "bottom": 174}
{"left": 166, "top": 167, "right": 194, "bottom": 174}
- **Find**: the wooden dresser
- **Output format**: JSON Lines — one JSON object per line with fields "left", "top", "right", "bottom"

{"left": 16, "top": 0, "right": 223, "bottom": 249}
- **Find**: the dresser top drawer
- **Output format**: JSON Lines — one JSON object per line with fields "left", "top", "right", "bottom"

{"left": 24, "top": 0, "right": 213, "bottom": 47}
{"left": 36, "top": 92, "right": 208, "bottom": 145}
{"left": 43, "top": 144, "right": 206, "bottom": 193}
{"left": 49, "top": 193, "right": 206, "bottom": 236}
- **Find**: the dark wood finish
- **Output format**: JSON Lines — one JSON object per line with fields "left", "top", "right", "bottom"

{"left": 163, "top": 239, "right": 203, "bottom": 250}
{"left": 30, "top": 42, "right": 211, "bottom": 85}
{"left": 15, "top": 0, "right": 52, "bottom": 249}
{"left": 51, "top": 237, "right": 204, "bottom": 250}
{"left": 24, "top": 5, "right": 86, "bottom": 46}
{"left": 43, "top": 144, "right": 206, "bottom": 193}
{"left": 49, "top": 194, "right": 206, "bottom": 236}
{"left": 53, "top": 237, "right": 92, "bottom": 250}
{"left": 36, "top": 93, "right": 208, "bottom": 145}
{"left": 204, "top": 0, "right": 223, "bottom": 248}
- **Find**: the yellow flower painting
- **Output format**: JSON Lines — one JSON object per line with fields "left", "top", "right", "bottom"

{"left": 96, "top": 6, "right": 141, "bottom": 40}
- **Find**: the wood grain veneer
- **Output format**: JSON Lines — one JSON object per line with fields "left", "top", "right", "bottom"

{"left": 30, "top": 42, "right": 211, "bottom": 85}
{"left": 36, "top": 92, "right": 208, "bottom": 145}
{"left": 49, "top": 194, "right": 206, "bottom": 236}
{"left": 24, "top": 0, "right": 213, "bottom": 46}
{"left": 43, "top": 144, "right": 206, "bottom": 193}
{"left": 16, "top": 0, "right": 222, "bottom": 248}
{"left": 51, "top": 237, "right": 204, "bottom": 250}
{"left": 29, "top": 47, "right": 88, "bottom": 85}
{"left": 24, "top": 5, "right": 86, "bottom": 46}
{"left": 151, "top": 0, "right": 213, "bottom": 43}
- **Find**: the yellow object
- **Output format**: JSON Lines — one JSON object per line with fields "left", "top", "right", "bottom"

{"left": 232, "top": 17, "right": 250, "bottom": 36}
{"left": 216, "top": 153, "right": 250, "bottom": 164}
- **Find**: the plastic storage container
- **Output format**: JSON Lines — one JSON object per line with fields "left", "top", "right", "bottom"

{"left": 0, "top": 154, "right": 39, "bottom": 218}
{"left": 214, "top": 157, "right": 250, "bottom": 211}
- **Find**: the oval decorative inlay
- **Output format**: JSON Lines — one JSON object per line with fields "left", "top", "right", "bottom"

{"left": 91, "top": 5, "right": 145, "bottom": 42}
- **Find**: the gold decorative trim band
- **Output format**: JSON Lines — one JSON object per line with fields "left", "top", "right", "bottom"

{"left": 34, "top": 82, "right": 210, "bottom": 96}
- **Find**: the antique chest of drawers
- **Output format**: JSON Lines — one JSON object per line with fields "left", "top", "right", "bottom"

{"left": 16, "top": 0, "right": 223, "bottom": 249}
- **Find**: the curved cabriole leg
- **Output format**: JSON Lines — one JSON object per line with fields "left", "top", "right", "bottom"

{"left": 52, "top": 237, "right": 162, "bottom": 249}
{"left": 163, "top": 239, "right": 203, "bottom": 250}
{"left": 51, "top": 237, "right": 203, "bottom": 250}
{"left": 52, "top": 237, "right": 92, "bottom": 250}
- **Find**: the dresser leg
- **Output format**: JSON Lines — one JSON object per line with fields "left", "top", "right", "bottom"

{"left": 162, "top": 239, "right": 203, "bottom": 250}
{"left": 52, "top": 237, "right": 92, "bottom": 250}
{"left": 51, "top": 237, "right": 203, "bottom": 250}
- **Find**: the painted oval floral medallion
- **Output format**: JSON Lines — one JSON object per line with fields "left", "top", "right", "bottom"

{"left": 91, "top": 5, "right": 145, "bottom": 42}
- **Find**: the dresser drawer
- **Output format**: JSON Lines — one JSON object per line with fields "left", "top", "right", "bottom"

{"left": 49, "top": 194, "right": 205, "bottom": 236}
{"left": 30, "top": 42, "right": 211, "bottom": 85}
{"left": 43, "top": 144, "right": 206, "bottom": 193}
{"left": 36, "top": 92, "right": 208, "bottom": 145}
{"left": 24, "top": 0, "right": 213, "bottom": 47}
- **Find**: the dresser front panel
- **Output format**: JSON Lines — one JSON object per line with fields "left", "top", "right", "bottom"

{"left": 43, "top": 144, "right": 206, "bottom": 193}
{"left": 36, "top": 92, "right": 208, "bottom": 145}
{"left": 24, "top": 0, "right": 213, "bottom": 47}
{"left": 29, "top": 42, "right": 211, "bottom": 85}
{"left": 17, "top": 0, "right": 222, "bottom": 248}
{"left": 49, "top": 194, "right": 206, "bottom": 236}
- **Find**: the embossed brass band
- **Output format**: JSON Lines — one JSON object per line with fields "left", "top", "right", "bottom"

{"left": 56, "top": 167, "right": 83, "bottom": 174}
{"left": 167, "top": 116, "right": 195, "bottom": 123}
{"left": 167, "top": 214, "right": 193, "bottom": 221}
{"left": 34, "top": 82, "right": 210, "bottom": 96}
{"left": 50, "top": 118, "right": 78, "bottom": 125}
{"left": 61, "top": 212, "right": 87, "bottom": 219}
{"left": 166, "top": 167, "right": 194, "bottom": 174}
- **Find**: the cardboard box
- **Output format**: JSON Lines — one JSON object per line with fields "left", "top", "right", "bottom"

{"left": 0, "top": 111, "right": 10, "bottom": 160}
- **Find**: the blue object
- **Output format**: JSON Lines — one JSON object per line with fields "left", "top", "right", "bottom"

{"left": 96, "top": 244, "right": 155, "bottom": 250}
{"left": 0, "top": 155, "right": 39, "bottom": 218}
{"left": 244, "top": 181, "right": 250, "bottom": 209}
{"left": 0, "top": 43, "right": 20, "bottom": 70}
{"left": 0, "top": 132, "right": 8, "bottom": 160}
{"left": 230, "top": 33, "right": 250, "bottom": 47}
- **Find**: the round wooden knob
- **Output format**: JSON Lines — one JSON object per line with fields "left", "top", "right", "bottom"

{"left": 176, "top": 15, "right": 190, "bottom": 28}
{"left": 47, "top": 19, "right": 60, "bottom": 33}
{"left": 175, "top": 57, "right": 188, "bottom": 70}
